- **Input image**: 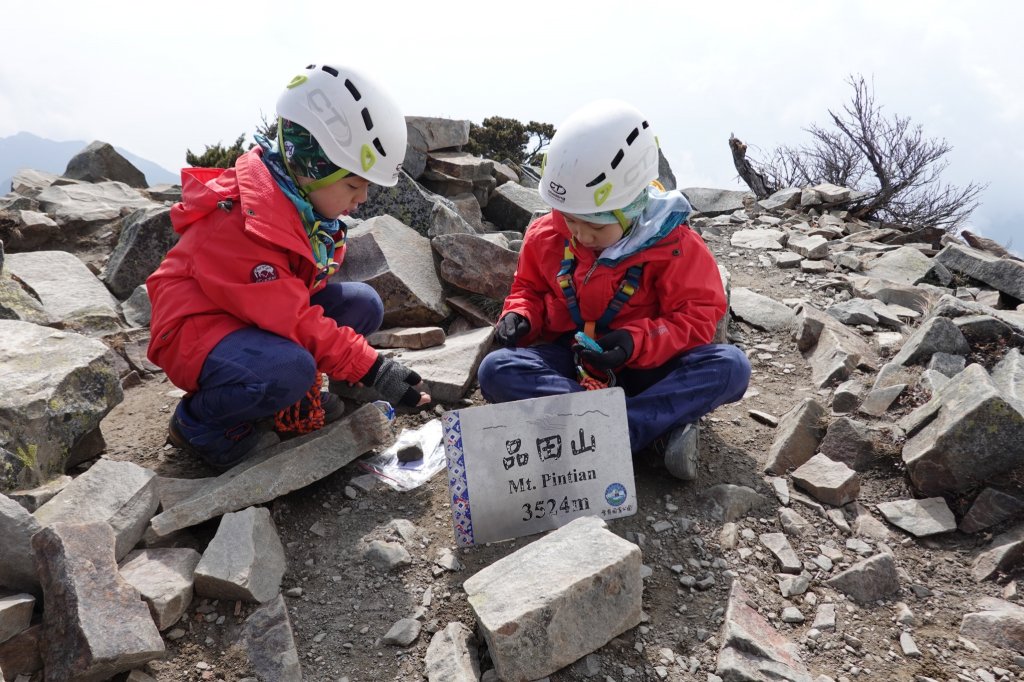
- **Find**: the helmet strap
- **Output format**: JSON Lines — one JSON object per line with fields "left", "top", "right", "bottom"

{"left": 301, "top": 167, "right": 352, "bottom": 194}
{"left": 613, "top": 209, "right": 632, "bottom": 234}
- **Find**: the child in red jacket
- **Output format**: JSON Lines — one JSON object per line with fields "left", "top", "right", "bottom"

{"left": 147, "top": 63, "right": 429, "bottom": 469}
{"left": 477, "top": 100, "right": 750, "bottom": 480}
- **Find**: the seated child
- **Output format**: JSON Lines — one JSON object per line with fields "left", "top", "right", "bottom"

{"left": 147, "top": 62, "right": 429, "bottom": 470}
{"left": 477, "top": 100, "right": 751, "bottom": 480}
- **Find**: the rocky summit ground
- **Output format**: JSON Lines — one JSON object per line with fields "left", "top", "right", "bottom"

{"left": 91, "top": 215, "right": 1023, "bottom": 682}
{"left": 4, "top": 137, "right": 1024, "bottom": 682}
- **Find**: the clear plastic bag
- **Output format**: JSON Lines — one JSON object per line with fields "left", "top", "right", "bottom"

{"left": 356, "top": 418, "right": 445, "bottom": 491}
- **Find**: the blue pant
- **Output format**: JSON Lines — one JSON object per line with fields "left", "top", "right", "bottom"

{"left": 477, "top": 343, "right": 751, "bottom": 452}
{"left": 184, "top": 282, "right": 384, "bottom": 428}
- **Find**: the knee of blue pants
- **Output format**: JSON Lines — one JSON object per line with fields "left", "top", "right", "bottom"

{"left": 716, "top": 344, "right": 752, "bottom": 401}
{"left": 314, "top": 282, "right": 384, "bottom": 335}
{"left": 477, "top": 349, "right": 512, "bottom": 402}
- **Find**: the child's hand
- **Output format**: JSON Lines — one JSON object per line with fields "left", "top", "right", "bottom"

{"left": 574, "top": 329, "right": 634, "bottom": 370}
{"left": 495, "top": 313, "right": 531, "bottom": 347}
{"left": 361, "top": 356, "right": 428, "bottom": 408}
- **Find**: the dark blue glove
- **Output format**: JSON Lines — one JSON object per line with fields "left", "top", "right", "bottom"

{"left": 495, "top": 312, "right": 531, "bottom": 347}
{"left": 573, "top": 329, "right": 634, "bottom": 370}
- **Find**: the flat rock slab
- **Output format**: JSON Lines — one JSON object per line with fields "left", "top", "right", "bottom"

{"left": 32, "top": 522, "right": 164, "bottom": 681}
{"left": 240, "top": 594, "right": 301, "bottom": 682}
{"left": 149, "top": 404, "right": 392, "bottom": 536}
{"left": 730, "top": 288, "right": 797, "bottom": 332}
{"left": 759, "top": 532, "right": 802, "bottom": 574}
{"left": 792, "top": 453, "right": 860, "bottom": 507}
{"left": 118, "top": 548, "right": 201, "bottom": 630}
{"left": 960, "top": 597, "right": 1024, "bottom": 654}
{"left": 366, "top": 326, "right": 446, "bottom": 350}
{"left": 463, "top": 516, "right": 641, "bottom": 682}
{"left": 826, "top": 552, "right": 900, "bottom": 603}
{"left": 34, "top": 458, "right": 158, "bottom": 561}
{"left": 715, "top": 582, "right": 811, "bottom": 681}
{"left": 730, "top": 228, "right": 785, "bottom": 250}
{"left": 876, "top": 498, "right": 956, "bottom": 537}
{"left": 194, "top": 507, "right": 286, "bottom": 604}
{"left": 863, "top": 246, "right": 935, "bottom": 285}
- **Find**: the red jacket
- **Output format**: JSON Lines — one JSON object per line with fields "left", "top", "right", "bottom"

{"left": 146, "top": 148, "right": 377, "bottom": 392}
{"left": 503, "top": 211, "right": 726, "bottom": 368}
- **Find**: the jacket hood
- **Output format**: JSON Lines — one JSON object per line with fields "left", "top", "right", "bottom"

{"left": 170, "top": 166, "right": 238, "bottom": 235}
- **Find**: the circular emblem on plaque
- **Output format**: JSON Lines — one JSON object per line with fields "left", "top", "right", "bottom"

{"left": 605, "top": 482, "right": 627, "bottom": 507}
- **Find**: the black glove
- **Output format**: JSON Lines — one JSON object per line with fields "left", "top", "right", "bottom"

{"left": 495, "top": 312, "right": 531, "bottom": 347}
{"left": 360, "top": 356, "right": 423, "bottom": 408}
{"left": 574, "top": 329, "right": 635, "bottom": 371}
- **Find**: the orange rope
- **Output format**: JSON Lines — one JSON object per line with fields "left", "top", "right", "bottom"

{"left": 576, "top": 364, "right": 613, "bottom": 391}
{"left": 274, "top": 373, "right": 326, "bottom": 434}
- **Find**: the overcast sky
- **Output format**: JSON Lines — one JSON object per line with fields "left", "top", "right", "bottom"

{"left": 2, "top": 1, "right": 1020, "bottom": 248}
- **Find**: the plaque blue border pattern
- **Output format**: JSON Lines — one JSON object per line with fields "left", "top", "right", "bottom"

{"left": 442, "top": 409, "right": 474, "bottom": 546}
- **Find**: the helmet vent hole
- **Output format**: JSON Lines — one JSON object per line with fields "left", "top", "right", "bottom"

{"left": 585, "top": 173, "right": 607, "bottom": 188}
{"left": 305, "top": 64, "right": 315, "bottom": 69}
{"left": 321, "top": 65, "right": 339, "bottom": 77}
{"left": 610, "top": 149, "right": 624, "bottom": 170}
{"left": 373, "top": 137, "right": 387, "bottom": 156}
{"left": 626, "top": 128, "right": 639, "bottom": 145}
{"left": 361, "top": 107, "right": 374, "bottom": 131}
{"left": 344, "top": 79, "right": 362, "bottom": 101}
{"left": 641, "top": 121, "right": 649, "bottom": 129}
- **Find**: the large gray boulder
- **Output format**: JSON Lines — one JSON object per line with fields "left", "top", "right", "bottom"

{"left": 101, "top": 206, "right": 177, "bottom": 300}
{"left": 0, "top": 321, "right": 122, "bottom": 491}
{"left": 901, "top": 364, "right": 1024, "bottom": 495}
{"left": 358, "top": 170, "right": 475, "bottom": 238}
{"left": 32, "top": 522, "right": 164, "bottom": 681}
{"left": 432, "top": 233, "right": 518, "bottom": 300}
{"left": 63, "top": 141, "right": 148, "bottom": 188}
{"left": 36, "top": 181, "right": 157, "bottom": 233}
{"left": 483, "top": 182, "right": 548, "bottom": 232}
{"left": 4, "top": 251, "right": 122, "bottom": 334}
{"left": 464, "top": 516, "right": 641, "bottom": 682}
{"left": 336, "top": 215, "right": 449, "bottom": 326}
{"left": 936, "top": 243, "right": 1024, "bottom": 300}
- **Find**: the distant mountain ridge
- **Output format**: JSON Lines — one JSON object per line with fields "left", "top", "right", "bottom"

{"left": 0, "top": 131, "right": 178, "bottom": 192}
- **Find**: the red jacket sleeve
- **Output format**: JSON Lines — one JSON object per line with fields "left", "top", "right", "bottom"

{"left": 500, "top": 224, "right": 553, "bottom": 345}
{"left": 188, "top": 225, "right": 378, "bottom": 384}
{"left": 620, "top": 229, "right": 726, "bottom": 368}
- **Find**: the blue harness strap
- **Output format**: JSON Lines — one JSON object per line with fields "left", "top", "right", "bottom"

{"left": 557, "top": 239, "right": 644, "bottom": 336}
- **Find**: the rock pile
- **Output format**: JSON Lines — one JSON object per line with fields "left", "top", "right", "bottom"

{"left": 3, "top": 122, "right": 1024, "bottom": 680}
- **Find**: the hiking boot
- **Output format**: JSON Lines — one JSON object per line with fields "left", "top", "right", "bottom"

{"left": 167, "top": 402, "right": 260, "bottom": 471}
{"left": 651, "top": 423, "right": 699, "bottom": 481}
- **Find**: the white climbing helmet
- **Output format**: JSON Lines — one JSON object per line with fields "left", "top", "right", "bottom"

{"left": 276, "top": 63, "right": 407, "bottom": 187}
{"left": 539, "top": 99, "right": 660, "bottom": 214}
